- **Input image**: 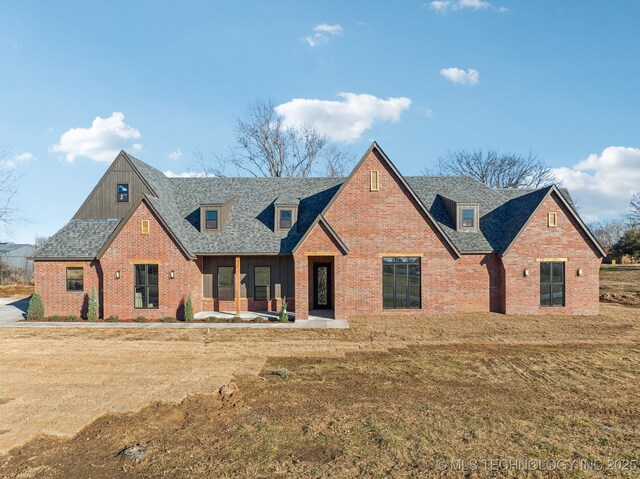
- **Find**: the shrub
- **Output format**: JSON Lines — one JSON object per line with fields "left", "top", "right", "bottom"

{"left": 229, "top": 316, "right": 242, "bottom": 323}
{"left": 185, "top": 293, "right": 194, "bottom": 322}
{"left": 87, "top": 287, "right": 99, "bottom": 322}
{"left": 272, "top": 368, "right": 292, "bottom": 378}
{"left": 203, "top": 317, "right": 218, "bottom": 323}
{"left": 67, "top": 315, "right": 79, "bottom": 322}
{"left": 135, "top": 316, "right": 146, "bottom": 323}
{"left": 49, "top": 315, "right": 62, "bottom": 322}
{"left": 254, "top": 316, "right": 266, "bottom": 323}
{"left": 26, "top": 293, "right": 45, "bottom": 321}
{"left": 106, "top": 315, "right": 119, "bottom": 322}
{"left": 161, "top": 317, "right": 174, "bottom": 323}
{"left": 278, "top": 296, "right": 288, "bottom": 323}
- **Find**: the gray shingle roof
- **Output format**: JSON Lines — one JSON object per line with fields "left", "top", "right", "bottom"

{"left": 36, "top": 150, "right": 594, "bottom": 259}
{"left": 33, "top": 219, "right": 121, "bottom": 259}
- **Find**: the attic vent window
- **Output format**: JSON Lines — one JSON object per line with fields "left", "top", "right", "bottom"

{"left": 370, "top": 170, "right": 379, "bottom": 191}
{"left": 548, "top": 212, "right": 557, "bottom": 227}
{"left": 141, "top": 220, "right": 150, "bottom": 235}
{"left": 461, "top": 208, "right": 475, "bottom": 228}
{"left": 279, "top": 209, "right": 292, "bottom": 230}
{"left": 117, "top": 184, "right": 129, "bottom": 202}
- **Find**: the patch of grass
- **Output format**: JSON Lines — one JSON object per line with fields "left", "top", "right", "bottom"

{"left": 161, "top": 317, "right": 174, "bottom": 323}
{"left": 48, "top": 315, "right": 62, "bottom": 322}
{"left": 229, "top": 317, "right": 242, "bottom": 323}
{"left": 202, "top": 317, "right": 218, "bottom": 323}
{"left": 106, "top": 315, "right": 119, "bottom": 322}
{"left": 135, "top": 316, "right": 146, "bottom": 323}
{"left": 66, "top": 315, "right": 78, "bottom": 322}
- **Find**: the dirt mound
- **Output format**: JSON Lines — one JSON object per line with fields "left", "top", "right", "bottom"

{"left": 600, "top": 291, "right": 640, "bottom": 306}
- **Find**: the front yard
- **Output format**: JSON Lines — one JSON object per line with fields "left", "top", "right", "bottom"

{"left": 0, "top": 266, "right": 638, "bottom": 478}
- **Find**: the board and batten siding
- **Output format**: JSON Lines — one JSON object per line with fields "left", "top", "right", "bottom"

{"left": 73, "top": 154, "right": 153, "bottom": 219}
{"left": 202, "top": 255, "right": 294, "bottom": 299}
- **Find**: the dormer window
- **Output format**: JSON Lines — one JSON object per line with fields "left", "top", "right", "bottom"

{"left": 455, "top": 204, "right": 479, "bottom": 231}
{"left": 205, "top": 210, "right": 218, "bottom": 230}
{"left": 279, "top": 209, "right": 292, "bottom": 230}
{"left": 461, "top": 208, "right": 475, "bottom": 228}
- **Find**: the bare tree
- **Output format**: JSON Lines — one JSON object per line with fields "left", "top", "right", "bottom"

{"left": 210, "top": 99, "right": 351, "bottom": 178}
{"left": 426, "top": 149, "right": 557, "bottom": 188}
{"left": 628, "top": 193, "right": 640, "bottom": 228}
{"left": 35, "top": 236, "right": 49, "bottom": 247}
{"left": 0, "top": 146, "right": 20, "bottom": 233}
{"left": 588, "top": 219, "right": 629, "bottom": 250}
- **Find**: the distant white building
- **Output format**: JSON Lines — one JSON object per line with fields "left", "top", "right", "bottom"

{"left": 0, "top": 243, "right": 35, "bottom": 280}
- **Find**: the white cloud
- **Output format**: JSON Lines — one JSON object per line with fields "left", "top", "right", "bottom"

{"left": 440, "top": 67, "right": 479, "bottom": 85}
{"left": 552, "top": 146, "right": 640, "bottom": 221}
{"left": 428, "top": 0, "right": 507, "bottom": 13}
{"left": 163, "top": 170, "right": 215, "bottom": 178}
{"left": 306, "top": 23, "right": 343, "bottom": 47}
{"left": 1, "top": 152, "right": 35, "bottom": 169}
{"left": 168, "top": 148, "right": 182, "bottom": 161}
{"left": 275, "top": 92, "right": 412, "bottom": 143}
{"left": 51, "top": 112, "right": 142, "bottom": 163}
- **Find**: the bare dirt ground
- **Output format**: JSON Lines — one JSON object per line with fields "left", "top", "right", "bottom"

{"left": 600, "top": 265, "right": 640, "bottom": 306}
{"left": 0, "top": 269, "right": 637, "bottom": 477}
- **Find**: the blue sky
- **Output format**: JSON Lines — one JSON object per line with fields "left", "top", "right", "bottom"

{"left": 1, "top": 0, "right": 639, "bottom": 243}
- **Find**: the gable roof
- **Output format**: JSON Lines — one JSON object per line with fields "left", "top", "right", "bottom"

{"left": 303, "top": 142, "right": 462, "bottom": 257}
{"left": 34, "top": 143, "right": 603, "bottom": 260}
{"left": 500, "top": 185, "right": 606, "bottom": 257}
{"left": 33, "top": 219, "right": 121, "bottom": 259}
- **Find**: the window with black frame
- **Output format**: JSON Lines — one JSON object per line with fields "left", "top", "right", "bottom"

{"left": 540, "top": 261, "right": 565, "bottom": 307}
{"left": 254, "top": 266, "right": 270, "bottom": 301}
{"left": 117, "top": 183, "right": 129, "bottom": 202}
{"left": 66, "top": 267, "right": 84, "bottom": 292}
{"left": 218, "top": 266, "right": 235, "bottom": 301}
{"left": 382, "top": 257, "right": 421, "bottom": 309}
{"left": 134, "top": 264, "right": 159, "bottom": 309}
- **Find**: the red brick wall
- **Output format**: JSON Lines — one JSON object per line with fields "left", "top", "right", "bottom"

{"left": 99, "top": 201, "right": 202, "bottom": 319}
{"left": 295, "top": 149, "right": 502, "bottom": 319}
{"left": 502, "top": 192, "right": 602, "bottom": 315}
{"left": 34, "top": 260, "right": 101, "bottom": 317}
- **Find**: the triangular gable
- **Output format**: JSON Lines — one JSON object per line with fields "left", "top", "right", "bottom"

{"left": 96, "top": 195, "right": 194, "bottom": 260}
{"left": 292, "top": 214, "right": 349, "bottom": 255}
{"left": 501, "top": 185, "right": 606, "bottom": 257}
{"left": 293, "top": 142, "right": 461, "bottom": 257}
{"left": 72, "top": 150, "right": 158, "bottom": 220}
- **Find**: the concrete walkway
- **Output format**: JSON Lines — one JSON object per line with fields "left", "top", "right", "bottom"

{"left": 0, "top": 297, "right": 349, "bottom": 329}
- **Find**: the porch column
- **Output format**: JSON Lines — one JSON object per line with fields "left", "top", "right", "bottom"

{"left": 235, "top": 256, "right": 241, "bottom": 316}
{"left": 293, "top": 254, "right": 309, "bottom": 320}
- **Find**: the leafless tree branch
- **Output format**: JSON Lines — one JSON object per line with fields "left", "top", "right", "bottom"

{"left": 425, "top": 149, "right": 558, "bottom": 189}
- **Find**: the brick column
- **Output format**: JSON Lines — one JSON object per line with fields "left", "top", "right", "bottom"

{"left": 294, "top": 254, "right": 309, "bottom": 320}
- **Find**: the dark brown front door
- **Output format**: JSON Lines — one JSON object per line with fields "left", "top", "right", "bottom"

{"left": 313, "top": 263, "right": 332, "bottom": 310}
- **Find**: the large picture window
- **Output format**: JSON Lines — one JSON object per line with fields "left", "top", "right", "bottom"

{"left": 134, "top": 264, "right": 158, "bottom": 309}
{"left": 540, "top": 261, "right": 565, "bottom": 307}
{"left": 66, "top": 267, "right": 84, "bottom": 292}
{"left": 218, "top": 266, "right": 235, "bottom": 301}
{"left": 382, "top": 257, "right": 421, "bottom": 309}
{"left": 254, "top": 266, "right": 271, "bottom": 301}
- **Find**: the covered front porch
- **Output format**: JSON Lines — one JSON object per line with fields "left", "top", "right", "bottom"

{"left": 199, "top": 254, "right": 337, "bottom": 320}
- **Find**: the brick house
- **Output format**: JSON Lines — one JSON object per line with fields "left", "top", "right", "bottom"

{"left": 33, "top": 142, "right": 605, "bottom": 320}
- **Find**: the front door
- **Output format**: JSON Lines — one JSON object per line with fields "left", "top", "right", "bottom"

{"left": 313, "top": 263, "right": 332, "bottom": 310}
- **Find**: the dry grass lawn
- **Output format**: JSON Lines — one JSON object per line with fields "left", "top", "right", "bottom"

{"left": 0, "top": 268, "right": 638, "bottom": 477}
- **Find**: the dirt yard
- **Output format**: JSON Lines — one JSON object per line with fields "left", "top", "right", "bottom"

{"left": 600, "top": 265, "right": 640, "bottom": 306}
{"left": 0, "top": 268, "right": 637, "bottom": 478}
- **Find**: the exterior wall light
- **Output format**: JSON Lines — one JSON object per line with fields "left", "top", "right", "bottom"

{"left": 170, "top": 270, "right": 175, "bottom": 279}
{"left": 523, "top": 269, "right": 529, "bottom": 277}
{"left": 577, "top": 268, "right": 583, "bottom": 277}
{"left": 115, "top": 270, "right": 120, "bottom": 280}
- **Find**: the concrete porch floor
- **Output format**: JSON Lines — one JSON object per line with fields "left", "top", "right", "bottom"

{"left": 194, "top": 309, "right": 348, "bottom": 328}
